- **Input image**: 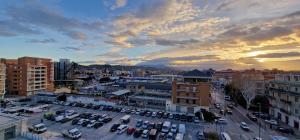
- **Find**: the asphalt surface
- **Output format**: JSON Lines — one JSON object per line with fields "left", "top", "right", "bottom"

{"left": 211, "top": 87, "right": 298, "bottom": 140}
{"left": 25, "top": 104, "right": 207, "bottom": 140}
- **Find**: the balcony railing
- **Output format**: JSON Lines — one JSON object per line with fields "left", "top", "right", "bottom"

{"left": 280, "top": 108, "right": 291, "bottom": 115}
{"left": 280, "top": 99, "right": 292, "bottom": 105}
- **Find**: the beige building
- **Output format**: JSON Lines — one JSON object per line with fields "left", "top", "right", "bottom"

{"left": 267, "top": 73, "right": 300, "bottom": 131}
{"left": 0, "top": 63, "right": 5, "bottom": 99}
{"left": 167, "top": 70, "right": 212, "bottom": 114}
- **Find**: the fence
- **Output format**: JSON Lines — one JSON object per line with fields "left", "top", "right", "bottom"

{"left": 21, "top": 132, "right": 43, "bottom": 140}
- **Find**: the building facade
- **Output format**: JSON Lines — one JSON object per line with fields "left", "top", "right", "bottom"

{"left": 267, "top": 73, "right": 300, "bottom": 131}
{"left": 0, "top": 63, "right": 5, "bottom": 99}
{"left": 54, "top": 59, "right": 74, "bottom": 81}
{"left": 167, "top": 70, "right": 212, "bottom": 114}
{"left": 1, "top": 57, "right": 54, "bottom": 96}
{"left": 0, "top": 113, "right": 25, "bottom": 140}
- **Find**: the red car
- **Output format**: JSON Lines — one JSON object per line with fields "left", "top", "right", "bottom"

{"left": 127, "top": 127, "right": 136, "bottom": 135}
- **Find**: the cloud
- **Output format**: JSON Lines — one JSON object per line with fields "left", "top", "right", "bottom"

{"left": 28, "top": 38, "right": 56, "bottom": 44}
{"left": 254, "top": 52, "right": 300, "bottom": 58}
{"left": 111, "top": 0, "right": 127, "bottom": 10}
{"left": 1, "top": 1, "right": 101, "bottom": 40}
{"left": 60, "top": 46, "right": 82, "bottom": 51}
{"left": 155, "top": 38, "right": 200, "bottom": 46}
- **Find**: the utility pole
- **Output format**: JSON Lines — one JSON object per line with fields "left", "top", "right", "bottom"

{"left": 258, "top": 103, "right": 261, "bottom": 139}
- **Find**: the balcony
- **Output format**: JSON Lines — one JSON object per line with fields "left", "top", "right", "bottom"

{"left": 280, "top": 108, "right": 291, "bottom": 115}
{"left": 280, "top": 99, "right": 292, "bottom": 105}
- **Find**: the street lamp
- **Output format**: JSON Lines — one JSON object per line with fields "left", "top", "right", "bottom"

{"left": 258, "top": 103, "right": 261, "bottom": 139}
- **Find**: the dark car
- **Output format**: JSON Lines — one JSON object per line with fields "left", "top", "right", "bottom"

{"left": 158, "top": 132, "right": 166, "bottom": 140}
{"left": 82, "top": 120, "right": 90, "bottom": 127}
{"left": 180, "top": 115, "right": 187, "bottom": 122}
{"left": 72, "top": 119, "right": 80, "bottom": 125}
{"left": 140, "top": 111, "right": 146, "bottom": 116}
{"left": 60, "top": 118, "right": 71, "bottom": 123}
{"left": 92, "top": 105, "right": 100, "bottom": 110}
{"left": 86, "top": 103, "right": 93, "bottom": 109}
{"left": 157, "top": 112, "right": 163, "bottom": 118}
{"left": 187, "top": 116, "right": 193, "bottom": 122}
{"left": 246, "top": 113, "right": 257, "bottom": 122}
{"left": 148, "top": 122, "right": 155, "bottom": 129}
{"left": 110, "top": 123, "right": 120, "bottom": 132}
{"left": 163, "top": 113, "right": 169, "bottom": 119}
{"left": 146, "top": 112, "right": 152, "bottom": 117}
{"left": 93, "top": 122, "right": 104, "bottom": 129}
{"left": 277, "top": 127, "right": 295, "bottom": 135}
{"left": 56, "top": 110, "right": 65, "bottom": 115}
{"left": 133, "top": 129, "right": 143, "bottom": 138}
{"left": 156, "top": 122, "right": 163, "bottom": 131}
{"left": 174, "top": 114, "right": 180, "bottom": 120}
{"left": 103, "top": 117, "right": 113, "bottom": 123}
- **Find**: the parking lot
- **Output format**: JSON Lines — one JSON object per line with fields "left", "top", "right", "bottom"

{"left": 25, "top": 102, "right": 207, "bottom": 140}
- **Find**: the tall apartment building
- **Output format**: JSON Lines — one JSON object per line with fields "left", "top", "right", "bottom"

{"left": 54, "top": 59, "right": 73, "bottom": 81}
{"left": 0, "top": 63, "right": 6, "bottom": 99}
{"left": 1, "top": 57, "right": 54, "bottom": 96}
{"left": 267, "top": 73, "right": 300, "bottom": 131}
{"left": 167, "top": 70, "right": 212, "bottom": 114}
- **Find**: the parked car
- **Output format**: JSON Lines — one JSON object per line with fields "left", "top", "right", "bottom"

{"left": 276, "top": 127, "right": 295, "bottom": 135}
{"left": 127, "top": 127, "right": 136, "bottom": 135}
{"left": 28, "top": 123, "right": 47, "bottom": 134}
{"left": 117, "top": 125, "right": 128, "bottom": 134}
{"left": 148, "top": 122, "right": 155, "bottom": 129}
{"left": 62, "top": 128, "right": 82, "bottom": 140}
{"left": 143, "top": 121, "right": 149, "bottom": 129}
{"left": 158, "top": 132, "right": 166, "bottom": 140}
{"left": 156, "top": 122, "right": 163, "bottom": 131}
{"left": 196, "top": 129, "right": 205, "bottom": 140}
{"left": 171, "top": 124, "right": 177, "bottom": 133}
{"left": 152, "top": 112, "right": 157, "bottom": 117}
{"left": 72, "top": 119, "right": 80, "bottom": 125}
{"left": 240, "top": 122, "right": 250, "bottom": 131}
{"left": 166, "top": 132, "right": 174, "bottom": 140}
{"left": 133, "top": 129, "right": 143, "bottom": 138}
{"left": 93, "top": 122, "right": 104, "bottom": 129}
{"left": 103, "top": 117, "right": 112, "bottom": 123}
{"left": 142, "top": 129, "right": 149, "bottom": 138}
{"left": 169, "top": 114, "right": 173, "bottom": 119}
{"left": 110, "top": 123, "right": 120, "bottom": 132}
{"left": 194, "top": 117, "right": 200, "bottom": 123}
{"left": 265, "top": 119, "right": 278, "bottom": 125}
{"left": 136, "top": 119, "right": 143, "bottom": 127}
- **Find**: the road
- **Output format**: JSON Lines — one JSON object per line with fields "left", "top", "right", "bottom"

{"left": 211, "top": 87, "right": 272, "bottom": 140}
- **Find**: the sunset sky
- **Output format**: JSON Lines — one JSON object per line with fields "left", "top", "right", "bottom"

{"left": 1, "top": 0, "right": 300, "bottom": 70}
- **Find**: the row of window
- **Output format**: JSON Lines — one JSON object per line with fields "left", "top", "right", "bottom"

{"left": 176, "top": 98, "right": 197, "bottom": 104}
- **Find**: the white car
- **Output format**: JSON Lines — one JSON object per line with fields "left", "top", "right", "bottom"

{"left": 265, "top": 119, "right": 278, "bottom": 125}
{"left": 240, "top": 122, "right": 250, "bottom": 131}
{"left": 87, "top": 120, "right": 96, "bottom": 128}
{"left": 141, "top": 129, "right": 149, "bottom": 138}
{"left": 166, "top": 132, "right": 174, "bottom": 140}
{"left": 152, "top": 112, "right": 157, "bottom": 117}
{"left": 254, "top": 137, "right": 262, "bottom": 140}
{"left": 216, "top": 118, "right": 227, "bottom": 124}
{"left": 117, "top": 124, "right": 128, "bottom": 134}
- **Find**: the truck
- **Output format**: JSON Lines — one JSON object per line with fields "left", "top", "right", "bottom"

{"left": 62, "top": 128, "right": 82, "bottom": 140}
{"left": 28, "top": 123, "right": 47, "bottom": 134}
{"left": 120, "top": 115, "right": 131, "bottom": 124}
{"left": 162, "top": 121, "right": 171, "bottom": 133}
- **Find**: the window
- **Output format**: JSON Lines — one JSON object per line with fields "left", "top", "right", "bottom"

{"left": 177, "top": 98, "right": 180, "bottom": 103}
{"left": 186, "top": 99, "right": 189, "bottom": 104}
{"left": 295, "top": 97, "right": 298, "bottom": 102}
{"left": 193, "top": 100, "right": 196, "bottom": 104}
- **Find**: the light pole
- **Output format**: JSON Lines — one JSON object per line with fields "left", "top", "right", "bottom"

{"left": 258, "top": 103, "right": 261, "bottom": 139}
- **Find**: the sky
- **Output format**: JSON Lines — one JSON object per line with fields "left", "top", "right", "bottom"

{"left": 0, "top": 0, "right": 300, "bottom": 70}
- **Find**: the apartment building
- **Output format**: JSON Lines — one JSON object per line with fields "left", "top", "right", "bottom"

{"left": 267, "top": 73, "right": 300, "bottom": 131}
{"left": 0, "top": 63, "right": 5, "bottom": 99}
{"left": 1, "top": 57, "right": 54, "bottom": 96}
{"left": 167, "top": 70, "right": 211, "bottom": 114}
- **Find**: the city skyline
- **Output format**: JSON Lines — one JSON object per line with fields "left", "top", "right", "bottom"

{"left": 1, "top": 0, "right": 300, "bottom": 70}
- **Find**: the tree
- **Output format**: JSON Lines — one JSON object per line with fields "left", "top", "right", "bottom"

{"left": 57, "top": 94, "right": 67, "bottom": 102}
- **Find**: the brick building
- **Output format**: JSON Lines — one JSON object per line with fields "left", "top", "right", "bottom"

{"left": 1, "top": 57, "right": 54, "bottom": 96}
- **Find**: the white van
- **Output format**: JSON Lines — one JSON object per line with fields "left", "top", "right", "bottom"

{"left": 220, "top": 132, "right": 232, "bottom": 140}
{"left": 178, "top": 124, "right": 186, "bottom": 135}
{"left": 162, "top": 121, "right": 171, "bottom": 133}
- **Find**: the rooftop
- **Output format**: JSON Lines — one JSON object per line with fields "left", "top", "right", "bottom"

{"left": 182, "top": 69, "right": 212, "bottom": 77}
